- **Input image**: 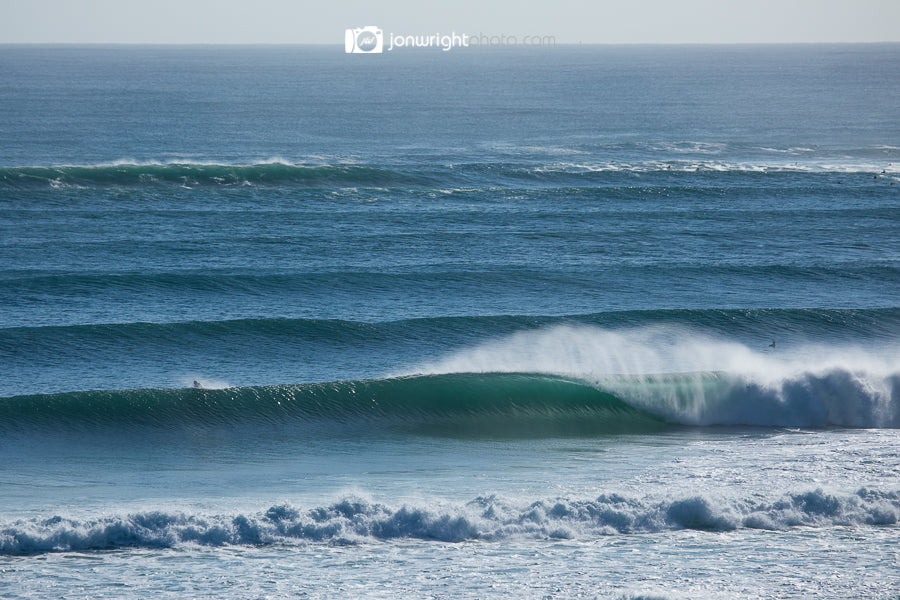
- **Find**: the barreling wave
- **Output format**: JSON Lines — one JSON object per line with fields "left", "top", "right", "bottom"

{"left": 2, "top": 363, "right": 899, "bottom": 434}
{"left": 0, "top": 373, "right": 665, "bottom": 436}
{"left": 3, "top": 310, "right": 900, "bottom": 430}
{"left": 3, "top": 488, "right": 898, "bottom": 554}
{"left": 4, "top": 305, "right": 900, "bottom": 429}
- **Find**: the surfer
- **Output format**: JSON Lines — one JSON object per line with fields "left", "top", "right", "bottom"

{"left": 769, "top": 340, "right": 776, "bottom": 348}
{"left": 193, "top": 380, "right": 202, "bottom": 389}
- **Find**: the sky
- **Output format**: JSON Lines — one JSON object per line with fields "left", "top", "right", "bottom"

{"left": 1, "top": 0, "right": 899, "bottom": 44}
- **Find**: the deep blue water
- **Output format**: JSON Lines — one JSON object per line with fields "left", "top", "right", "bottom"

{"left": 1, "top": 44, "right": 899, "bottom": 598}
{"left": 1, "top": 45, "right": 898, "bottom": 396}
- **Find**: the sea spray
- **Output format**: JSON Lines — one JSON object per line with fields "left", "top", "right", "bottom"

{"left": 406, "top": 325, "right": 900, "bottom": 427}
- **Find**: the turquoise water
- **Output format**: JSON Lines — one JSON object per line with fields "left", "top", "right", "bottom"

{"left": 1, "top": 44, "right": 899, "bottom": 598}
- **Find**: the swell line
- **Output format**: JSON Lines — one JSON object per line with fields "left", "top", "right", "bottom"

{"left": 3, "top": 307, "right": 900, "bottom": 340}
{"left": 1, "top": 160, "right": 893, "bottom": 189}
{"left": 0, "top": 162, "right": 435, "bottom": 189}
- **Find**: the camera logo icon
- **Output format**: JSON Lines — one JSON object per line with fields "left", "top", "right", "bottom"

{"left": 345, "top": 26, "right": 384, "bottom": 53}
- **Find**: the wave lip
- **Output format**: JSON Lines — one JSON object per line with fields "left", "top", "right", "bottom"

{"left": 3, "top": 488, "right": 897, "bottom": 555}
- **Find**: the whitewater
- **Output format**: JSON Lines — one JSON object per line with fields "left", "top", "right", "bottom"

{"left": 1, "top": 44, "right": 899, "bottom": 599}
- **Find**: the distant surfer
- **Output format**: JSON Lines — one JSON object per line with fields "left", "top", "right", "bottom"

{"left": 191, "top": 379, "right": 208, "bottom": 402}
{"left": 769, "top": 340, "right": 776, "bottom": 348}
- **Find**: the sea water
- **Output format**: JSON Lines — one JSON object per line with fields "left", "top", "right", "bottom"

{"left": 1, "top": 44, "right": 899, "bottom": 599}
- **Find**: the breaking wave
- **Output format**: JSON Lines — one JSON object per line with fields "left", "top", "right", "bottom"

{"left": 2, "top": 488, "right": 897, "bottom": 555}
{"left": 3, "top": 315, "right": 899, "bottom": 432}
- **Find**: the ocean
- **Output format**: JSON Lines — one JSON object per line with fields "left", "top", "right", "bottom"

{"left": 1, "top": 43, "right": 899, "bottom": 598}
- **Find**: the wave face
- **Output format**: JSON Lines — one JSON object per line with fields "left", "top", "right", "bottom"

{"left": 2, "top": 488, "right": 897, "bottom": 555}
{"left": 0, "top": 373, "right": 664, "bottom": 437}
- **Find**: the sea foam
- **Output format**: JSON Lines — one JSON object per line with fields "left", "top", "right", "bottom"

{"left": 2, "top": 488, "right": 897, "bottom": 555}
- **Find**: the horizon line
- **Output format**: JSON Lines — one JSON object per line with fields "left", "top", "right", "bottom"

{"left": 2, "top": 40, "right": 899, "bottom": 47}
